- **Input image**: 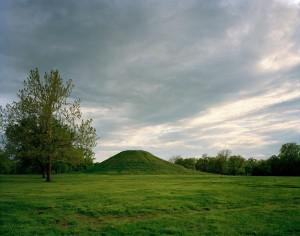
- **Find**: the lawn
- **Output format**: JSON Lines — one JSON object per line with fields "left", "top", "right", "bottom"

{"left": 1, "top": 174, "right": 300, "bottom": 235}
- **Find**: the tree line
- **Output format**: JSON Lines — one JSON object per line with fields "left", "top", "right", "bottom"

{"left": 1, "top": 69, "right": 299, "bottom": 178}
{"left": 171, "top": 143, "right": 300, "bottom": 176}
{"left": 0, "top": 69, "right": 97, "bottom": 181}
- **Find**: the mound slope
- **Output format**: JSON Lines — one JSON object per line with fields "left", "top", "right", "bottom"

{"left": 89, "top": 150, "right": 189, "bottom": 174}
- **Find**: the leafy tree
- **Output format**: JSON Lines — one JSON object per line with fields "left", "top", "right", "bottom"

{"left": 214, "top": 150, "right": 231, "bottom": 174}
{"left": 217, "top": 149, "right": 231, "bottom": 158}
{"left": 0, "top": 148, "right": 16, "bottom": 174}
{"left": 267, "top": 155, "right": 281, "bottom": 175}
{"left": 279, "top": 143, "right": 300, "bottom": 160}
{"left": 252, "top": 160, "right": 271, "bottom": 176}
{"left": 169, "top": 155, "right": 180, "bottom": 164}
{"left": 279, "top": 143, "right": 300, "bottom": 175}
{"left": 244, "top": 158, "right": 257, "bottom": 176}
{"left": 174, "top": 156, "right": 197, "bottom": 170}
{"left": 0, "top": 69, "right": 97, "bottom": 181}
{"left": 196, "top": 157, "right": 210, "bottom": 172}
{"left": 75, "top": 119, "right": 97, "bottom": 166}
{"left": 226, "top": 155, "right": 245, "bottom": 175}
{"left": 194, "top": 145, "right": 300, "bottom": 176}
{"left": 4, "top": 116, "right": 46, "bottom": 175}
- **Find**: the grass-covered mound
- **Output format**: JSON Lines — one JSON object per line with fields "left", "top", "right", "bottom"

{"left": 88, "top": 150, "right": 189, "bottom": 174}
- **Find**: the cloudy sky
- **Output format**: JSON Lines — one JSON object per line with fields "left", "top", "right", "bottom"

{"left": 1, "top": 0, "right": 300, "bottom": 161}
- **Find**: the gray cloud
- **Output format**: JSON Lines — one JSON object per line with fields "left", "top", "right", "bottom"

{"left": 1, "top": 0, "right": 300, "bottom": 160}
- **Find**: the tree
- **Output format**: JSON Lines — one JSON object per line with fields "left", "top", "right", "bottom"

{"left": 244, "top": 158, "right": 257, "bottom": 176}
{"left": 0, "top": 69, "right": 97, "bottom": 181}
{"left": 4, "top": 116, "right": 46, "bottom": 175}
{"left": 75, "top": 119, "right": 97, "bottom": 166}
{"left": 173, "top": 156, "right": 197, "bottom": 170}
{"left": 0, "top": 148, "right": 16, "bottom": 174}
{"left": 267, "top": 155, "right": 281, "bottom": 175}
{"left": 279, "top": 143, "right": 300, "bottom": 175}
{"left": 214, "top": 150, "right": 231, "bottom": 174}
{"left": 227, "top": 155, "right": 245, "bottom": 175}
{"left": 279, "top": 143, "right": 300, "bottom": 160}
{"left": 252, "top": 160, "right": 271, "bottom": 176}
{"left": 169, "top": 155, "right": 180, "bottom": 164}
{"left": 196, "top": 157, "right": 210, "bottom": 172}
{"left": 217, "top": 149, "right": 231, "bottom": 158}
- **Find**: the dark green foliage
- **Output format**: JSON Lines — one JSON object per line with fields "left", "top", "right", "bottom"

{"left": 173, "top": 156, "right": 197, "bottom": 170}
{"left": 0, "top": 149, "right": 16, "bottom": 174}
{"left": 244, "top": 158, "right": 257, "bottom": 176}
{"left": 195, "top": 157, "right": 210, "bottom": 172}
{"left": 227, "top": 155, "right": 245, "bottom": 175}
{"left": 251, "top": 159, "right": 272, "bottom": 176}
{"left": 88, "top": 150, "right": 189, "bottom": 174}
{"left": 268, "top": 155, "right": 281, "bottom": 175}
{"left": 279, "top": 143, "right": 300, "bottom": 175}
{"left": 184, "top": 143, "right": 300, "bottom": 176}
{"left": 4, "top": 116, "right": 44, "bottom": 173}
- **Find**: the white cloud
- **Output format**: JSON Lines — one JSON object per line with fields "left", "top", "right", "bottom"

{"left": 96, "top": 82, "right": 300, "bottom": 160}
{"left": 258, "top": 48, "right": 300, "bottom": 72}
{"left": 275, "top": 0, "right": 300, "bottom": 7}
{"left": 186, "top": 82, "right": 300, "bottom": 127}
{"left": 257, "top": 1, "right": 300, "bottom": 72}
{"left": 1, "top": 0, "right": 300, "bottom": 161}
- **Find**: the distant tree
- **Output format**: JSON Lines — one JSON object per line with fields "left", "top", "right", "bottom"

{"left": 214, "top": 150, "right": 231, "bottom": 174}
{"left": 0, "top": 69, "right": 97, "bottom": 181}
{"left": 196, "top": 157, "right": 210, "bottom": 172}
{"left": 183, "top": 158, "right": 197, "bottom": 170}
{"left": 169, "top": 155, "right": 182, "bottom": 163}
{"left": 279, "top": 143, "right": 300, "bottom": 175}
{"left": 267, "top": 155, "right": 281, "bottom": 175}
{"left": 227, "top": 155, "right": 245, "bottom": 175}
{"left": 218, "top": 149, "right": 231, "bottom": 158}
{"left": 252, "top": 160, "right": 271, "bottom": 176}
{"left": 244, "top": 158, "right": 257, "bottom": 176}
{"left": 174, "top": 156, "right": 197, "bottom": 170}
{"left": 194, "top": 145, "right": 300, "bottom": 176}
{"left": 205, "top": 157, "right": 216, "bottom": 173}
{"left": 279, "top": 143, "right": 300, "bottom": 160}
{"left": 202, "top": 153, "right": 208, "bottom": 158}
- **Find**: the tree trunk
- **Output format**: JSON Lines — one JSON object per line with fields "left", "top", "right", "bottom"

{"left": 46, "top": 156, "right": 51, "bottom": 182}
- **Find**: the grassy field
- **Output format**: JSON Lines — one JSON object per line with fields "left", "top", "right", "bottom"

{"left": 1, "top": 174, "right": 300, "bottom": 235}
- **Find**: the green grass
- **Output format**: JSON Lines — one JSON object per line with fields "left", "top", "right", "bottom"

{"left": 1, "top": 174, "right": 300, "bottom": 235}
{"left": 88, "top": 150, "right": 189, "bottom": 174}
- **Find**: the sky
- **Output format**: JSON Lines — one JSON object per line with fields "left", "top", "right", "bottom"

{"left": 0, "top": 0, "right": 300, "bottom": 161}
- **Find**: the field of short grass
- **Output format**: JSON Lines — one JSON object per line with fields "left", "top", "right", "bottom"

{"left": 1, "top": 174, "right": 300, "bottom": 235}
